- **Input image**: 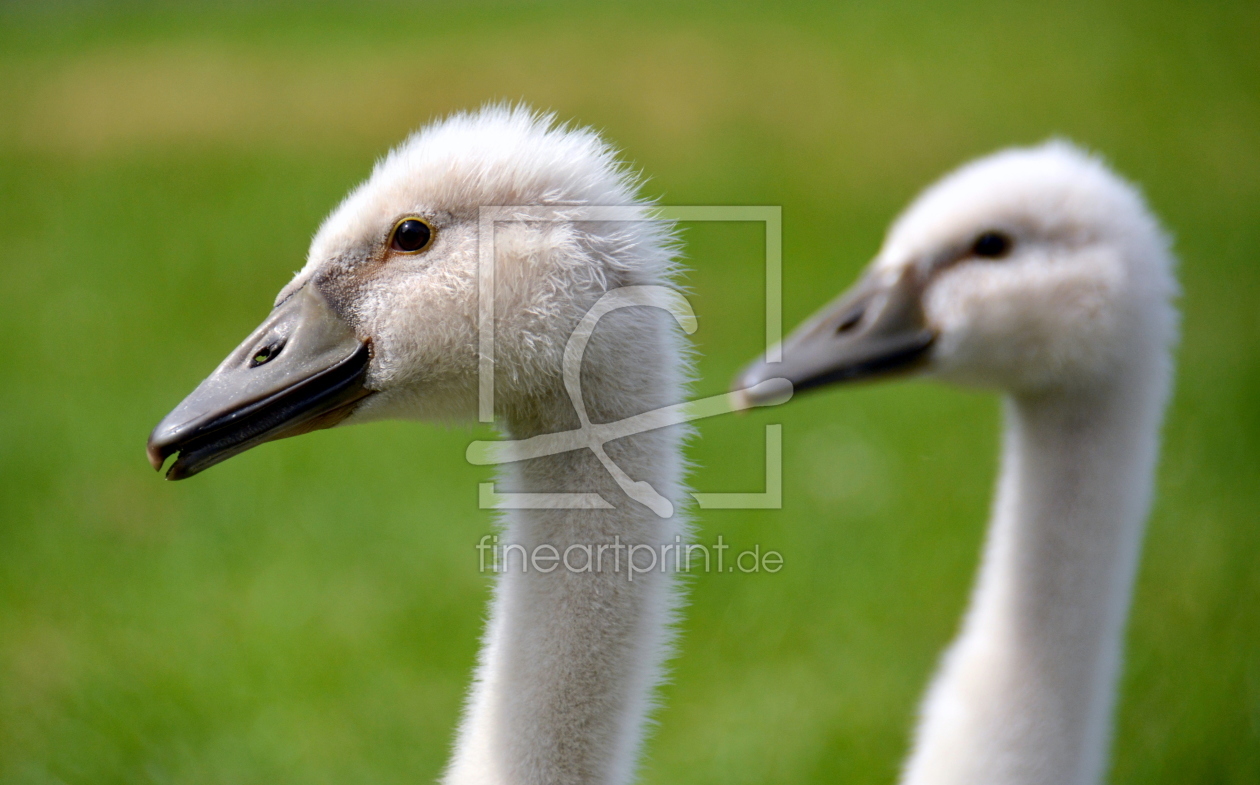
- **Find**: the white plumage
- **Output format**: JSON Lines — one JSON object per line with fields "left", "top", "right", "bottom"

{"left": 335, "top": 107, "right": 693, "bottom": 785}
{"left": 739, "top": 141, "right": 1178, "bottom": 784}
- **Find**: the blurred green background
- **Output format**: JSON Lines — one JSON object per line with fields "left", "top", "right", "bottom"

{"left": 1, "top": 1, "right": 1257, "bottom": 782}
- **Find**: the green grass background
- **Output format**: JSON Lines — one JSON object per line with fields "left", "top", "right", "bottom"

{"left": 0, "top": 1, "right": 1257, "bottom": 782}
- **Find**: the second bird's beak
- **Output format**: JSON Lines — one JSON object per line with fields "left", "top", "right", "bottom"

{"left": 147, "top": 285, "right": 373, "bottom": 480}
{"left": 735, "top": 267, "right": 936, "bottom": 404}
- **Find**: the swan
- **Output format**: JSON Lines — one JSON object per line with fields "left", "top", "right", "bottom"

{"left": 147, "top": 106, "right": 693, "bottom": 785}
{"left": 737, "top": 142, "right": 1177, "bottom": 785}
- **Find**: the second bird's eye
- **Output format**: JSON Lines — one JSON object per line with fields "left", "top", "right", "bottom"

{"left": 390, "top": 218, "right": 434, "bottom": 253}
{"left": 972, "top": 231, "right": 1013, "bottom": 258}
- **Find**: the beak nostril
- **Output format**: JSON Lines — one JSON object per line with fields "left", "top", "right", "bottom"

{"left": 249, "top": 340, "right": 285, "bottom": 368}
{"left": 837, "top": 311, "right": 863, "bottom": 334}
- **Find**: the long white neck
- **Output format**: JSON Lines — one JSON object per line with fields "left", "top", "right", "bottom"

{"left": 444, "top": 314, "right": 689, "bottom": 785}
{"left": 901, "top": 354, "right": 1170, "bottom": 785}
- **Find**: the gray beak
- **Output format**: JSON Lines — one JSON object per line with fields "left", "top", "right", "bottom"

{"left": 735, "top": 267, "right": 935, "bottom": 404}
{"left": 147, "top": 285, "right": 373, "bottom": 480}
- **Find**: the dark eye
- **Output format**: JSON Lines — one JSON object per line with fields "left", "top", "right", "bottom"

{"left": 250, "top": 340, "right": 284, "bottom": 368}
{"left": 972, "top": 231, "right": 1012, "bottom": 258}
{"left": 390, "top": 218, "right": 434, "bottom": 253}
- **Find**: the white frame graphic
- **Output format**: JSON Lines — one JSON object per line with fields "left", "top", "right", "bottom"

{"left": 470, "top": 205, "right": 785, "bottom": 515}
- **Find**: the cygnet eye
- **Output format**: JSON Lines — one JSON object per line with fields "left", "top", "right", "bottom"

{"left": 390, "top": 218, "right": 435, "bottom": 253}
{"left": 971, "top": 231, "right": 1013, "bottom": 259}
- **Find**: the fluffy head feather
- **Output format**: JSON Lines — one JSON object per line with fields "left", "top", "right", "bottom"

{"left": 878, "top": 141, "right": 1178, "bottom": 392}
{"left": 274, "top": 105, "right": 681, "bottom": 425}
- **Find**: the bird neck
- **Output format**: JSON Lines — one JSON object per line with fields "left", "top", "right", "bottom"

{"left": 903, "top": 356, "right": 1170, "bottom": 785}
{"left": 445, "top": 320, "right": 690, "bottom": 785}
